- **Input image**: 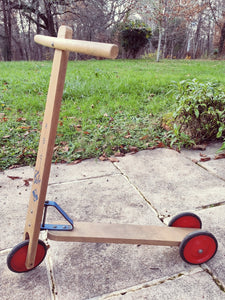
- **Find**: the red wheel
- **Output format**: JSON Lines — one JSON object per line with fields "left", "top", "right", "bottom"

{"left": 180, "top": 231, "right": 218, "bottom": 265}
{"left": 7, "top": 240, "right": 47, "bottom": 273}
{"left": 168, "top": 212, "right": 202, "bottom": 228}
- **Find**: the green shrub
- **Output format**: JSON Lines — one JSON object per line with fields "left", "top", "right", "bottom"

{"left": 166, "top": 79, "right": 225, "bottom": 148}
{"left": 113, "top": 20, "right": 151, "bottom": 58}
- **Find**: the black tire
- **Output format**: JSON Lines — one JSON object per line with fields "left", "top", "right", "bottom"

{"left": 168, "top": 212, "right": 202, "bottom": 228}
{"left": 179, "top": 230, "right": 218, "bottom": 265}
{"left": 7, "top": 239, "right": 47, "bottom": 273}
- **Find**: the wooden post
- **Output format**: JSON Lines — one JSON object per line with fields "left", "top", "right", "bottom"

{"left": 24, "top": 26, "right": 72, "bottom": 269}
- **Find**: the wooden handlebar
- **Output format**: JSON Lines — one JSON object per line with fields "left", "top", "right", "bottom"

{"left": 34, "top": 35, "right": 119, "bottom": 59}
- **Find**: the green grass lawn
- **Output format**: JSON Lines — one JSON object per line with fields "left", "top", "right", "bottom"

{"left": 1, "top": 59, "right": 225, "bottom": 170}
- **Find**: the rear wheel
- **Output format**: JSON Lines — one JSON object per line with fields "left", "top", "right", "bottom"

{"left": 179, "top": 231, "right": 218, "bottom": 264}
{"left": 168, "top": 212, "right": 202, "bottom": 228}
{"left": 7, "top": 240, "right": 47, "bottom": 273}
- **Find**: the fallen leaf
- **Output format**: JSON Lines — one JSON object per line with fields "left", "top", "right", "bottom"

{"left": 23, "top": 178, "right": 33, "bottom": 186}
{"left": 7, "top": 175, "right": 22, "bottom": 180}
{"left": 124, "top": 134, "right": 131, "bottom": 139}
{"left": 75, "top": 148, "right": 85, "bottom": 153}
{"left": 192, "top": 144, "right": 207, "bottom": 151}
{"left": 69, "top": 159, "right": 83, "bottom": 165}
{"left": 139, "top": 135, "right": 149, "bottom": 140}
{"left": 19, "top": 126, "right": 31, "bottom": 130}
{"left": 75, "top": 127, "right": 82, "bottom": 132}
{"left": 161, "top": 123, "right": 171, "bottom": 131}
{"left": 156, "top": 142, "right": 165, "bottom": 148}
{"left": 16, "top": 117, "right": 26, "bottom": 122}
{"left": 62, "top": 146, "right": 69, "bottom": 152}
{"left": 24, "top": 131, "right": 30, "bottom": 137}
{"left": 148, "top": 93, "right": 155, "bottom": 98}
{"left": 215, "top": 153, "right": 225, "bottom": 160}
{"left": 99, "top": 155, "right": 108, "bottom": 161}
{"left": 147, "top": 146, "right": 156, "bottom": 150}
{"left": 114, "top": 151, "right": 125, "bottom": 157}
{"left": 129, "top": 146, "right": 138, "bottom": 153}
{"left": 124, "top": 131, "right": 131, "bottom": 139}
{"left": 200, "top": 157, "right": 211, "bottom": 162}
{"left": 108, "top": 157, "right": 119, "bottom": 162}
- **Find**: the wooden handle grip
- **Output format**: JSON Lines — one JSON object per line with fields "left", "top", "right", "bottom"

{"left": 34, "top": 35, "right": 118, "bottom": 59}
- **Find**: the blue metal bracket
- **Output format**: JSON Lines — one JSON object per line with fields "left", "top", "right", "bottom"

{"left": 40, "top": 201, "right": 74, "bottom": 231}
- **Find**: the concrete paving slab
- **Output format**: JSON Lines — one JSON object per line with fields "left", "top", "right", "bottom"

{"left": 0, "top": 174, "right": 30, "bottom": 249}
{"left": 46, "top": 174, "right": 161, "bottom": 225}
{"left": 2, "top": 165, "right": 34, "bottom": 180}
{"left": 48, "top": 159, "right": 120, "bottom": 184}
{"left": 191, "top": 205, "right": 225, "bottom": 287}
{"left": 44, "top": 173, "right": 195, "bottom": 299}
{"left": 48, "top": 241, "right": 195, "bottom": 300}
{"left": 181, "top": 141, "right": 223, "bottom": 161}
{"left": 96, "top": 268, "right": 224, "bottom": 300}
{"left": 0, "top": 160, "right": 121, "bottom": 250}
{"left": 1, "top": 146, "right": 225, "bottom": 299}
{"left": 1, "top": 158, "right": 120, "bottom": 185}
{"left": 115, "top": 149, "right": 225, "bottom": 217}
{"left": 0, "top": 250, "right": 51, "bottom": 300}
{"left": 198, "top": 158, "right": 225, "bottom": 182}
{"left": 164, "top": 203, "right": 225, "bottom": 290}
{"left": 181, "top": 142, "right": 225, "bottom": 181}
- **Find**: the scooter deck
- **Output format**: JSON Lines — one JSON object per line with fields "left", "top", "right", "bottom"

{"left": 47, "top": 222, "right": 197, "bottom": 246}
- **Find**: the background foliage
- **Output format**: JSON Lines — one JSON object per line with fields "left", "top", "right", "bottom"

{"left": 165, "top": 79, "right": 225, "bottom": 148}
{"left": 1, "top": 59, "right": 225, "bottom": 170}
{"left": 114, "top": 20, "right": 152, "bottom": 58}
{"left": 1, "top": 0, "right": 225, "bottom": 61}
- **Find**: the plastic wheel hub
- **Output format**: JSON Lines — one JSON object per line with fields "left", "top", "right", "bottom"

{"left": 180, "top": 231, "right": 218, "bottom": 264}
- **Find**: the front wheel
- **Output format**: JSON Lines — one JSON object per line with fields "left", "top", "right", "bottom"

{"left": 179, "top": 231, "right": 218, "bottom": 265}
{"left": 7, "top": 239, "right": 47, "bottom": 273}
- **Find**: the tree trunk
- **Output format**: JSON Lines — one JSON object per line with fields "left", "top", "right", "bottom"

{"left": 44, "top": 0, "right": 57, "bottom": 36}
{"left": 157, "top": 23, "right": 162, "bottom": 62}
{"left": 163, "top": 30, "right": 167, "bottom": 58}
{"left": 218, "top": 21, "right": 225, "bottom": 55}
{"left": 2, "top": 0, "right": 12, "bottom": 61}
{"left": 193, "top": 14, "right": 202, "bottom": 59}
{"left": 170, "top": 39, "right": 174, "bottom": 59}
{"left": 19, "top": 8, "right": 29, "bottom": 60}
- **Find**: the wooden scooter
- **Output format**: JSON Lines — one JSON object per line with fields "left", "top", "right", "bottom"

{"left": 7, "top": 26, "right": 218, "bottom": 273}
